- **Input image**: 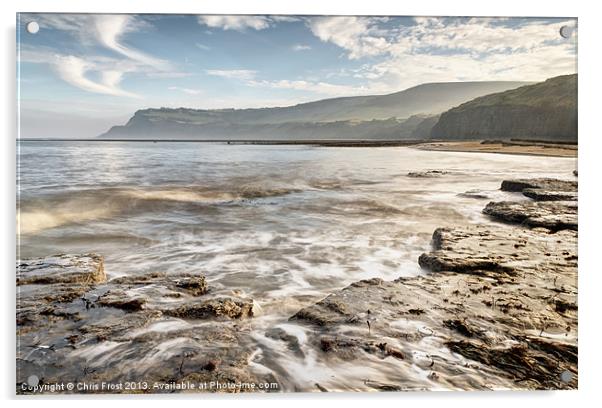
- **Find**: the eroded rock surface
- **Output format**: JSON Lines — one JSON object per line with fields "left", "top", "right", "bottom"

{"left": 291, "top": 177, "right": 577, "bottom": 390}
{"left": 500, "top": 178, "right": 577, "bottom": 193}
{"left": 522, "top": 189, "right": 578, "bottom": 201}
{"left": 16, "top": 255, "right": 266, "bottom": 394}
{"left": 483, "top": 200, "right": 577, "bottom": 231}
{"left": 17, "top": 253, "right": 106, "bottom": 285}
{"left": 292, "top": 225, "right": 577, "bottom": 390}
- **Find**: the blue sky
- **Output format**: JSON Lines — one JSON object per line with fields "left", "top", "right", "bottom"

{"left": 18, "top": 14, "right": 577, "bottom": 138}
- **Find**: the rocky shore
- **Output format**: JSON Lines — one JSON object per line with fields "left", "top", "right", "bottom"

{"left": 17, "top": 175, "right": 578, "bottom": 393}
{"left": 17, "top": 257, "right": 274, "bottom": 393}
{"left": 291, "top": 176, "right": 578, "bottom": 390}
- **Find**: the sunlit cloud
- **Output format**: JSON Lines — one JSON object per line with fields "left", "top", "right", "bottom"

{"left": 198, "top": 15, "right": 272, "bottom": 31}
{"left": 54, "top": 55, "right": 139, "bottom": 98}
{"left": 305, "top": 16, "right": 577, "bottom": 90}
{"left": 93, "top": 15, "right": 169, "bottom": 69}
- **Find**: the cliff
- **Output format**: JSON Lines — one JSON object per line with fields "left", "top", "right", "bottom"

{"left": 430, "top": 75, "right": 577, "bottom": 142}
{"left": 99, "top": 81, "right": 529, "bottom": 140}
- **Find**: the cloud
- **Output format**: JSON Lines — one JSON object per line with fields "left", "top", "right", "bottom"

{"left": 168, "top": 86, "right": 202, "bottom": 95}
{"left": 198, "top": 15, "right": 271, "bottom": 31}
{"left": 246, "top": 79, "right": 376, "bottom": 97}
{"left": 93, "top": 15, "right": 168, "bottom": 69}
{"left": 292, "top": 44, "right": 311, "bottom": 51}
{"left": 306, "top": 16, "right": 577, "bottom": 90}
{"left": 195, "top": 43, "right": 211, "bottom": 51}
{"left": 205, "top": 69, "right": 257, "bottom": 80}
{"left": 54, "top": 55, "right": 139, "bottom": 98}
{"left": 20, "top": 14, "right": 171, "bottom": 97}
{"left": 197, "top": 15, "right": 299, "bottom": 32}
{"left": 307, "top": 17, "right": 391, "bottom": 59}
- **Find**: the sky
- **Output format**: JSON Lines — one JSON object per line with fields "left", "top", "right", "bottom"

{"left": 18, "top": 14, "right": 577, "bottom": 138}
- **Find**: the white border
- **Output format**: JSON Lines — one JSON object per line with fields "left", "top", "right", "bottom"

{"left": 2, "top": 0, "right": 601, "bottom": 406}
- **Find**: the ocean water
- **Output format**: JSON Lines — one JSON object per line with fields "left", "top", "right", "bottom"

{"left": 17, "top": 141, "right": 577, "bottom": 390}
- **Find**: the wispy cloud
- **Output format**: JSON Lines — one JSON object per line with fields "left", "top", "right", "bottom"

{"left": 168, "top": 86, "right": 202, "bottom": 95}
{"left": 54, "top": 55, "right": 139, "bottom": 98}
{"left": 93, "top": 15, "right": 169, "bottom": 69}
{"left": 21, "top": 14, "right": 172, "bottom": 97}
{"left": 246, "top": 79, "right": 375, "bottom": 97}
{"left": 205, "top": 69, "right": 257, "bottom": 80}
{"left": 292, "top": 44, "right": 311, "bottom": 51}
{"left": 195, "top": 43, "right": 211, "bottom": 51}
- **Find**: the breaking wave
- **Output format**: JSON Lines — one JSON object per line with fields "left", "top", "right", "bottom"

{"left": 17, "top": 185, "right": 300, "bottom": 234}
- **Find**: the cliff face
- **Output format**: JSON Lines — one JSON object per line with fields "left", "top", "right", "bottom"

{"left": 430, "top": 75, "right": 577, "bottom": 142}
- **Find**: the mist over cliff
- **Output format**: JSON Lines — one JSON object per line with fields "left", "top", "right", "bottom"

{"left": 99, "top": 81, "right": 529, "bottom": 140}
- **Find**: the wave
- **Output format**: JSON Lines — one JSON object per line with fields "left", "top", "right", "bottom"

{"left": 17, "top": 184, "right": 300, "bottom": 234}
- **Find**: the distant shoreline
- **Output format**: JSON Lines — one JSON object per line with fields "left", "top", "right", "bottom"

{"left": 18, "top": 138, "right": 578, "bottom": 156}
{"left": 18, "top": 138, "right": 427, "bottom": 147}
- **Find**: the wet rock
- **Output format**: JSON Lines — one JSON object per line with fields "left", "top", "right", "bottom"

{"left": 174, "top": 276, "right": 208, "bottom": 296}
{"left": 291, "top": 278, "right": 383, "bottom": 326}
{"left": 292, "top": 222, "right": 577, "bottom": 390}
{"left": 407, "top": 170, "right": 448, "bottom": 178}
{"left": 17, "top": 253, "right": 105, "bottom": 285}
{"left": 483, "top": 200, "right": 577, "bottom": 231}
{"left": 96, "top": 290, "right": 146, "bottom": 312}
{"left": 446, "top": 339, "right": 577, "bottom": 389}
{"left": 501, "top": 178, "right": 577, "bottom": 193}
{"left": 500, "top": 177, "right": 577, "bottom": 204}
{"left": 16, "top": 255, "right": 270, "bottom": 394}
{"left": 108, "top": 272, "right": 167, "bottom": 285}
{"left": 522, "top": 188, "right": 578, "bottom": 201}
{"left": 79, "top": 310, "right": 163, "bottom": 341}
{"left": 457, "top": 189, "right": 492, "bottom": 199}
{"left": 162, "top": 297, "right": 253, "bottom": 320}
{"left": 265, "top": 327, "right": 304, "bottom": 358}
{"left": 17, "top": 254, "right": 106, "bottom": 329}
{"left": 109, "top": 273, "right": 208, "bottom": 296}
{"left": 443, "top": 319, "right": 485, "bottom": 339}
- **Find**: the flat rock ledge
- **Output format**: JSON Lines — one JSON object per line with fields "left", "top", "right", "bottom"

{"left": 17, "top": 253, "right": 106, "bottom": 285}
{"left": 500, "top": 178, "right": 577, "bottom": 193}
{"left": 291, "top": 177, "right": 577, "bottom": 391}
{"left": 483, "top": 201, "right": 577, "bottom": 231}
{"left": 16, "top": 256, "right": 271, "bottom": 394}
{"left": 483, "top": 176, "right": 578, "bottom": 231}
